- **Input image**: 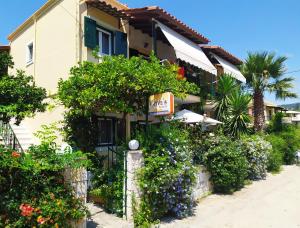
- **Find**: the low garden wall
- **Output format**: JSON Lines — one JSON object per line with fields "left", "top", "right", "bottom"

{"left": 192, "top": 166, "right": 212, "bottom": 200}
{"left": 124, "top": 151, "right": 212, "bottom": 221}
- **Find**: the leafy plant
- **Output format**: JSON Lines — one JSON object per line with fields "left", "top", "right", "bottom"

{"left": 239, "top": 135, "right": 271, "bottom": 180}
{"left": 224, "top": 91, "right": 252, "bottom": 138}
{"left": 214, "top": 74, "right": 251, "bottom": 138}
{"left": 265, "top": 134, "right": 284, "bottom": 172}
{"left": 0, "top": 53, "right": 47, "bottom": 124}
{"left": 215, "top": 74, "right": 238, "bottom": 121}
{"left": 0, "top": 125, "right": 89, "bottom": 227}
{"left": 203, "top": 136, "right": 248, "bottom": 193}
{"left": 134, "top": 124, "right": 196, "bottom": 226}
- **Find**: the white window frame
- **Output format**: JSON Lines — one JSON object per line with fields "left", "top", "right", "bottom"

{"left": 26, "top": 41, "right": 34, "bottom": 65}
{"left": 97, "top": 28, "right": 112, "bottom": 56}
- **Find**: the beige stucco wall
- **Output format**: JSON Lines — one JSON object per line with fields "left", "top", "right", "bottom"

{"left": 7, "top": 0, "right": 129, "bottom": 144}
{"left": 8, "top": 0, "right": 79, "bottom": 143}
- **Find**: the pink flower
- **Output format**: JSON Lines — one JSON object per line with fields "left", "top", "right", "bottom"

{"left": 19, "top": 204, "right": 34, "bottom": 217}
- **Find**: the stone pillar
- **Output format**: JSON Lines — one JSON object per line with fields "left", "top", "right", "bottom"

{"left": 124, "top": 150, "right": 144, "bottom": 221}
{"left": 64, "top": 168, "right": 87, "bottom": 228}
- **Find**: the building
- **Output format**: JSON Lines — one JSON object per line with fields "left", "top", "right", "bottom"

{"left": 5, "top": 0, "right": 245, "bottom": 150}
{"left": 283, "top": 110, "right": 300, "bottom": 125}
{"left": 248, "top": 100, "right": 285, "bottom": 123}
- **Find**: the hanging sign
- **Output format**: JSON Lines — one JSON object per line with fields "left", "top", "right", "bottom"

{"left": 149, "top": 92, "right": 174, "bottom": 116}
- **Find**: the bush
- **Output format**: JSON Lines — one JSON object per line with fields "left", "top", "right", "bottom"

{"left": 239, "top": 135, "right": 271, "bottom": 180}
{"left": 134, "top": 124, "right": 196, "bottom": 226}
{"left": 265, "top": 134, "right": 284, "bottom": 172}
{"left": 266, "top": 126, "right": 300, "bottom": 165}
{"left": 278, "top": 127, "right": 300, "bottom": 164}
{"left": 203, "top": 136, "right": 248, "bottom": 194}
{"left": 0, "top": 146, "right": 89, "bottom": 227}
{"left": 0, "top": 127, "right": 89, "bottom": 227}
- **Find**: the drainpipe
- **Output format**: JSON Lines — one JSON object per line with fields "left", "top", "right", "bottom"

{"left": 33, "top": 16, "right": 37, "bottom": 81}
{"left": 151, "top": 19, "right": 157, "bottom": 56}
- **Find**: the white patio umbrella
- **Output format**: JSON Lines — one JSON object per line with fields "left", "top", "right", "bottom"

{"left": 173, "top": 109, "right": 222, "bottom": 125}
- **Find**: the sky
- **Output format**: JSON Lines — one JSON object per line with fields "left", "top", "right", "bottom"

{"left": 1, "top": 0, "right": 300, "bottom": 105}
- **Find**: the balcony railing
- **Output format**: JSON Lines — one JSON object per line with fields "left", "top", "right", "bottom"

{"left": 0, "top": 120, "right": 23, "bottom": 153}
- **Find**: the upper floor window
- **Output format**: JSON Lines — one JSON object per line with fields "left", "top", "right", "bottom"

{"left": 98, "top": 29, "right": 111, "bottom": 56}
{"left": 26, "top": 42, "right": 34, "bottom": 65}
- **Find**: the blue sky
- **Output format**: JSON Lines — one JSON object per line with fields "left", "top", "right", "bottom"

{"left": 1, "top": 0, "right": 299, "bottom": 105}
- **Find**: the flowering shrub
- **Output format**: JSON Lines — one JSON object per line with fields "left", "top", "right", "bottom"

{"left": 203, "top": 136, "right": 248, "bottom": 194}
{"left": 0, "top": 134, "right": 89, "bottom": 227}
{"left": 239, "top": 135, "right": 271, "bottom": 180}
{"left": 134, "top": 124, "right": 196, "bottom": 226}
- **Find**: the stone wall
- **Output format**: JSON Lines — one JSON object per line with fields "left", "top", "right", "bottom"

{"left": 192, "top": 166, "right": 212, "bottom": 200}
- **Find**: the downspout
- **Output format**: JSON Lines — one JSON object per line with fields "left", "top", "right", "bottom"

{"left": 33, "top": 16, "right": 37, "bottom": 81}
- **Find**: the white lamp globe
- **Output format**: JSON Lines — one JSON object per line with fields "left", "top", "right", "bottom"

{"left": 128, "top": 140, "right": 139, "bottom": 150}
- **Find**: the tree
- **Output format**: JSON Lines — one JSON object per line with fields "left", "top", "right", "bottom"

{"left": 214, "top": 74, "right": 251, "bottom": 138}
{"left": 58, "top": 54, "right": 198, "bottom": 149}
{"left": 0, "top": 53, "right": 47, "bottom": 124}
{"left": 240, "top": 52, "right": 297, "bottom": 132}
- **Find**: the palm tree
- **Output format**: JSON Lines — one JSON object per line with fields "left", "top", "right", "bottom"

{"left": 240, "top": 52, "right": 297, "bottom": 132}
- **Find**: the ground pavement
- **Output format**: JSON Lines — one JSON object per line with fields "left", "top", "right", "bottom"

{"left": 88, "top": 165, "right": 300, "bottom": 228}
{"left": 161, "top": 165, "right": 300, "bottom": 228}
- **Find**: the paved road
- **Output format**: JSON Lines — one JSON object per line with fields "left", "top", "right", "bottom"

{"left": 161, "top": 165, "right": 300, "bottom": 228}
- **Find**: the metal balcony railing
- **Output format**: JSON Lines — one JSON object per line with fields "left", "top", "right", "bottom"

{"left": 0, "top": 120, "right": 23, "bottom": 153}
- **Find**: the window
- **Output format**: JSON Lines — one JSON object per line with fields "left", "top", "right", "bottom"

{"left": 26, "top": 42, "right": 34, "bottom": 64}
{"left": 98, "top": 29, "right": 111, "bottom": 56}
{"left": 98, "top": 118, "right": 113, "bottom": 145}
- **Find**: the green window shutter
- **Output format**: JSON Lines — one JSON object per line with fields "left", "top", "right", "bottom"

{"left": 84, "top": 17, "right": 97, "bottom": 49}
{"left": 114, "top": 31, "right": 128, "bottom": 57}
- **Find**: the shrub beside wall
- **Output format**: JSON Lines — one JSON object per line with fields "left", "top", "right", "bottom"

{"left": 134, "top": 124, "right": 196, "bottom": 226}
{"left": 0, "top": 143, "right": 89, "bottom": 227}
{"left": 239, "top": 135, "right": 271, "bottom": 180}
{"left": 203, "top": 136, "right": 248, "bottom": 194}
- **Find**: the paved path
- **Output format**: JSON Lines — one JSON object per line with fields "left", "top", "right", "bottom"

{"left": 87, "top": 166, "right": 300, "bottom": 228}
{"left": 86, "top": 203, "right": 132, "bottom": 228}
{"left": 161, "top": 165, "right": 300, "bottom": 228}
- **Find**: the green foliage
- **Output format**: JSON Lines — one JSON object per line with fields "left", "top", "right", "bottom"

{"left": 0, "top": 52, "right": 47, "bottom": 124}
{"left": 89, "top": 147, "right": 125, "bottom": 216}
{"left": 265, "top": 134, "right": 284, "bottom": 172}
{"left": 277, "top": 126, "right": 300, "bottom": 164}
{"left": 0, "top": 51, "right": 13, "bottom": 75}
{"left": 0, "top": 127, "right": 89, "bottom": 227}
{"left": 224, "top": 91, "right": 252, "bottom": 138}
{"left": 266, "top": 126, "right": 300, "bottom": 165}
{"left": 0, "top": 70, "right": 47, "bottom": 124}
{"left": 215, "top": 74, "right": 238, "bottom": 121}
{"left": 267, "top": 112, "right": 285, "bottom": 133}
{"left": 214, "top": 74, "right": 251, "bottom": 138}
{"left": 134, "top": 124, "right": 196, "bottom": 226}
{"left": 58, "top": 54, "right": 198, "bottom": 117}
{"left": 239, "top": 135, "right": 271, "bottom": 180}
{"left": 203, "top": 136, "right": 248, "bottom": 193}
